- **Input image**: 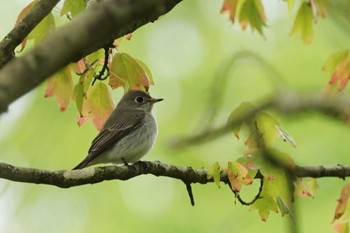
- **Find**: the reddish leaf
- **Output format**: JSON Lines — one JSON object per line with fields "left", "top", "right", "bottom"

{"left": 334, "top": 183, "right": 350, "bottom": 222}
{"left": 227, "top": 161, "right": 253, "bottom": 192}
{"left": 323, "top": 49, "right": 350, "bottom": 92}
{"left": 295, "top": 178, "right": 319, "bottom": 197}
{"left": 45, "top": 68, "right": 73, "bottom": 111}
{"left": 15, "top": 0, "right": 37, "bottom": 52}
{"left": 109, "top": 53, "right": 152, "bottom": 91}
{"left": 79, "top": 82, "right": 114, "bottom": 130}
{"left": 313, "top": 0, "right": 328, "bottom": 18}
{"left": 220, "top": 0, "right": 238, "bottom": 22}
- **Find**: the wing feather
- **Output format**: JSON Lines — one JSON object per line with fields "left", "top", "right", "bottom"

{"left": 73, "top": 110, "right": 145, "bottom": 169}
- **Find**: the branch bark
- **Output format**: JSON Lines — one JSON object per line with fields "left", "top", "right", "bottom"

{"left": 0, "top": 0, "right": 182, "bottom": 113}
{"left": 0, "top": 161, "right": 349, "bottom": 188}
{"left": 0, "top": 0, "right": 61, "bottom": 68}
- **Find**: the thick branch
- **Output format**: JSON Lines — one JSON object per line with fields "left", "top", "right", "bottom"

{"left": 0, "top": 0, "right": 61, "bottom": 68}
{"left": 0, "top": 161, "right": 349, "bottom": 188}
{"left": 0, "top": 0, "right": 181, "bottom": 113}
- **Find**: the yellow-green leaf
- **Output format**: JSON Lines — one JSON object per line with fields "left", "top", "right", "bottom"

{"left": 276, "top": 196, "right": 294, "bottom": 220}
{"left": 61, "top": 0, "right": 86, "bottom": 17}
{"left": 227, "top": 101, "right": 255, "bottom": 139}
{"left": 27, "top": 12, "right": 55, "bottom": 45}
{"left": 207, "top": 161, "right": 221, "bottom": 188}
{"left": 237, "top": 0, "right": 267, "bottom": 36}
{"left": 291, "top": 1, "right": 314, "bottom": 44}
{"left": 255, "top": 112, "right": 280, "bottom": 146}
{"left": 73, "top": 83, "right": 84, "bottom": 116}
{"left": 284, "top": 0, "right": 295, "bottom": 15}
{"left": 249, "top": 195, "right": 278, "bottom": 221}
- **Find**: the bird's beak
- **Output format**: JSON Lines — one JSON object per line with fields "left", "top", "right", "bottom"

{"left": 150, "top": 98, "right": 164, "bottom": 103}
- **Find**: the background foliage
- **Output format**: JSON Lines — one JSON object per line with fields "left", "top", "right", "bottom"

{"left": 0, "top": 0, "right": 350, "bottom": 232}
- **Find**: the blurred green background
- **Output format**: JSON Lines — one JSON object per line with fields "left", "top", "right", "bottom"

{"left": 0, "top": 0, "right": 350, "bottom": 232}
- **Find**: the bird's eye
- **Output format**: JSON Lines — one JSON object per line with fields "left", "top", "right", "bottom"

{"left": 135, "top": 96, "right": 144, "bottom": 103}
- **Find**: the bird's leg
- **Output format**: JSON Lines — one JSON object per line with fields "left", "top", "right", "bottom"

{"left": 122, "top": 157, "right": 139, "bottom": 173}
{"left": 122, "top": 157, "right": 129, "bottom": 166}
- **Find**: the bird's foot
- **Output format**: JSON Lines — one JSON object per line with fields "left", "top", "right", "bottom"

{"left": 122, "top": 158, "right": 137, "bottom": 173}
{"left": 133, "top": 160, "right": 149, "bottom": 171}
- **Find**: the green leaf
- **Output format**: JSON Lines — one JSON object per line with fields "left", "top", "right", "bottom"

{"left": 256, "top": 149, "right": 296, "bottom": 176}
{"left": 61, "top": 0, "right": 86, "bottom": 17}
{"left": 27, "top": 12, "right": 55, "bottom": 45}
{"left": 250, "top": 166, "right": 292, "bottom": 221}
{"left": 255, "top": 112, "right": 280, "bottom": 146}
{"left": 249, "top": 195, "right": 278, "bottom": 221}
{"left": 109, "top": 53, "right": 152, "bottom": 91}
{"left": 237, "top": 0, "right": 267, "bottom": 36}
{"left": 276, "top": 196, "right": 295, "bottom": 221}
{"left": 255, "top": 113, "right": 296, "bottom": 147}
{"left": 227, "top": 101, "right": 255, "bottom": 139}
{"left": 291, "top": 1, "right": 314, "bottom": 44}
{"left": 86, "top": 49, "right": 106, "bottom": 65}
{"left": 283, "top": 0, "right": 295, "bottom": 15}
{"left": 262, "top": 168, "right": 290, "bottom": 200}
{"left": 45, "top": 68, "right": 73, "bottom": 111}
{"left": 73, "top": 84, "right": 84, "bottom": 116}
{"left": 79, "top": 82, "right": 114, "bottom": 130}
{"left": 207, "top": 161, "right": 221, "bottom": 188}
{"left": 73, "top": 69, "right": 94, "bottom": 116}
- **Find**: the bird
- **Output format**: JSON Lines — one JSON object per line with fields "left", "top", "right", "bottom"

{"left": 73, "top": 90, "right": 163, "bottom": 169}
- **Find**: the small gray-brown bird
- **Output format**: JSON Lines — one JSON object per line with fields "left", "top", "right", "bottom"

{"left": 73, "top": 90, "right": 163, "bottom": 169}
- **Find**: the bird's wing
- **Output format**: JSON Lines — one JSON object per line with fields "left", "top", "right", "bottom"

{"left": 73, "top": 111, "right": 145, "bottom": 169}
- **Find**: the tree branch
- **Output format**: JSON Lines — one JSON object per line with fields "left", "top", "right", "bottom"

{"left": 0, "top": 0, "right": 61, "bottom": 68}
{"left": 171, "top": 90, "right": 350, "bottom": 148}
{"left": 0, "top": 161, "right": 349, "bottom": 188}
{"left": 0, "top": 0, "right": 182, "bottom": 113}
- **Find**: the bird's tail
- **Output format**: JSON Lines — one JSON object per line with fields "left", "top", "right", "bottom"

{"left": 72, "top": 157, "right": 91, "bottom": 170}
